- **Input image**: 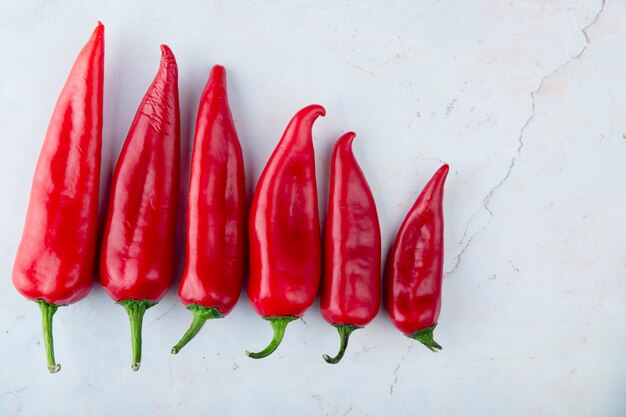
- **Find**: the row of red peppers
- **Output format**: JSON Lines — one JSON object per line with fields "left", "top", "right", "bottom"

{"left": 13, "top": 23, "right": 450, "bottom": 372}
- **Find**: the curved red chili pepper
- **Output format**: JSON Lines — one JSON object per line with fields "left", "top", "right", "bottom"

{"left": 12, "top": 23, "right": 104, "bottom": 373}
{"left": 320, "top": 132, "right": 381, "bottom": 364}
{"left": 171, "top": 65, "right": 246, "bottom": 354}
{"left": 100, "top": 45, "right": 180, "bottom": 371}
{"left": 246, "top": 104, "right": 325, "bottom": 359}
{"left": 385, "top": 164, "right": 449, "bottom": 351}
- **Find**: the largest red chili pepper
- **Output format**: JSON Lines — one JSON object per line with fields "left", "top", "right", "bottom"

{"left": 320, "top": 132, "right": 381, "bottom": 364}
{"left": 385, "top": 164, "right": 449, "bottom": 351}
{"left": 171, "top": 65, "right": 246, "bottom": 354}
{"left": 246, "top": 104, "right": 325, "bottom": 359}
{"left": 12, "top": 23, "right": 104, "bottom": 373}
{"left": 100, "top": 45, "right": 180, "bottom": 371}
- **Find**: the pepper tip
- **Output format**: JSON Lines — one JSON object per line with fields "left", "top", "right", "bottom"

{"left": 435, "top": 164, "right": 450, "bottom": 185}
{"left": 91, "top": 21, "right": 104, "bottom": 40}
{"left": 160, "top": 44, "right": 172, "bottom": 55}
{"left": 315, "top": 104, "right": 327, "bottom": 117}
{"left": 159, "top": 44, "right": 176, "bottom": 65}
{"left": 208, "top": 64, "right": 227, "bottom": 89}
{"left": 437, "top": 164, "right": 450, "bottom": 179}
{"left": 300, "top": 104, "right": 326, "bottom": 118}
{"left": 156, "top": 44, "right": 178, "bottom": 77}
{"left": 131, "top": 362, "right": 141, "bottom": 371}
{"left": 211, "top": 64, "right": 226, "bottom": 73}
{"left": 338, "top": 131, "right": 357, "bottom": 148}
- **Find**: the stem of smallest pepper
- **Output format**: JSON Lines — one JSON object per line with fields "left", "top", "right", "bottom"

{"left": 245, "top": 316, "right": 298, "bottom": 359}
{"left": 119, "top": 300, "right": 157, "bottom": 371}
{"left": 408, "top": 323, "right": 442, "bottom": 352}
{"left": 323, "top": 324, "right": 359, "bottom": 364}
{"left": 171, "top": 304, "right": 223, "bottom": 354}
{"left": 36, "top": 300, "right": 61, "bottom": 373}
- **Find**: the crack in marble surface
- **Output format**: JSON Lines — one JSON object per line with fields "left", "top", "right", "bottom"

{"left": 147, "top": 299, "right": 178, "bottom": 327}
{"left": 445, "top": 0, "right": 607, "bottom": 277}
{"left": 346, "top": 62, "right": 381, "bottom": 78}
{"left": 457, "top": 212, "right": 477, "bottom": 248}
{"left": 389, "top": 345, "right": 413, "bottom": 395}
{"left": 402, "top": 0, "right": 444, "bottom": 28}
{"left": 352, "top": 342, "right": 382, "bottom": 359}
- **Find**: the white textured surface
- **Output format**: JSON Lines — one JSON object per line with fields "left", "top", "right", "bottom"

{"left": 0, "top": 0, "right": 625, "bottom": 416}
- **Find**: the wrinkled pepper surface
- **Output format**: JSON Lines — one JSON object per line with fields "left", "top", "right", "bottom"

{"left": 100, "top": 45, "right": 180, "bottom": 371}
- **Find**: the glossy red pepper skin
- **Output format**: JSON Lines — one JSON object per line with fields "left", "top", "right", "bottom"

{"left": 12, "top": 23, "right": 104, "bottom": 373}
{"left": 320, "top": 132, "right": 381, "bottom": 364}
{"left": 171, "top": 65, "right": 246, "bottom": 355}
{"left": 385, "top": 164, "right": 449, "bottom": 351}
{"left": 246, "top": 104, "right": 325, "bottom": 359}
{"left": 100, "top": 45, "right": 180, "bottom": 370}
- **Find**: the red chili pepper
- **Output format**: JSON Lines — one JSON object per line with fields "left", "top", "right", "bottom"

{"left": 100, "top": 45, "right": 180, "bottom": 371}
{"left": 385, "top": 164, "right": 449, "bottom": 351}
{"left": 171, "top": 65, "right": 246, "bottom": 354}
{"left": 12, "top": 23, "right": 104, "bottom": 373}
{"left": 320, "top": 132, "right": 381, "bottom": 364}
{"left": 246, "top": 104, "right": 325, "bottom": 359}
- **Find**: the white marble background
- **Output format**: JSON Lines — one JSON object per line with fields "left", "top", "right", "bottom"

{"left": 0, "top": 0, "right": 625, "bottom": 416}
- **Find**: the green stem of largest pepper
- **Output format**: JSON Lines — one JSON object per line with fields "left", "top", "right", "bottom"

{"left": 323, "top": 324, "right": 359, "bottom": 364}
{"left": 245, "top": 316, "right": 298, "bottom": 359}
{"left": 171, "top": 304, "right": 222, "bottom": 355}
{"left": 36, "top": 300, "right": 61, "bottom": 373}
{"left": 408, "top": 323, "right": 442, "bottom": 352}
{"left": 119, "top": 299, "right": 156, "bottom": 371}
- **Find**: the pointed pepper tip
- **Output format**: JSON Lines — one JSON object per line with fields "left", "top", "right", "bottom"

{"left": 436, "top": 163, "right": 450, "bottom": 183}
{"left": 301, "top": 104, "right": 326, "bottom": 118}
{"left": 208, "top": 64, "right": 227, "bottom": 87}
{"left": 160, "top": 44, "right": 173, "bottom": 58}
{"left": 88, "top": 21, "right": 104, "bottom": 43}
{"left": 157, "top": 44, "right": 178, "bottom": 74}
{"left": 340, "top": 131, "right": 357, "bottom": 146}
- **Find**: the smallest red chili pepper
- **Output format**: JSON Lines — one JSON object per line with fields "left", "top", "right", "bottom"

{"left": 320, "top": 132, "right": 381, "bottom": 364}
{"left": 385, "top": 164, "right": 449, "bottom": 351}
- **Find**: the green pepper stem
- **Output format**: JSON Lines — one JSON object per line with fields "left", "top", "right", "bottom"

{"left": 36, "top": 300, "right": 61, "bottom": 373}
{"left": 119, "top": 299, "right": 157, "bottom": 371}
{"left": 408, "top": 323, "right": 442, "bottom": 352}
{"left": 323, "top": 324, "right": 359, "bottom": 364}
{"left": 245, "top": 316, "right": 298, "bottom": 359}
{"left": 171, "top": 304, "right": 222, "bottom": 354}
